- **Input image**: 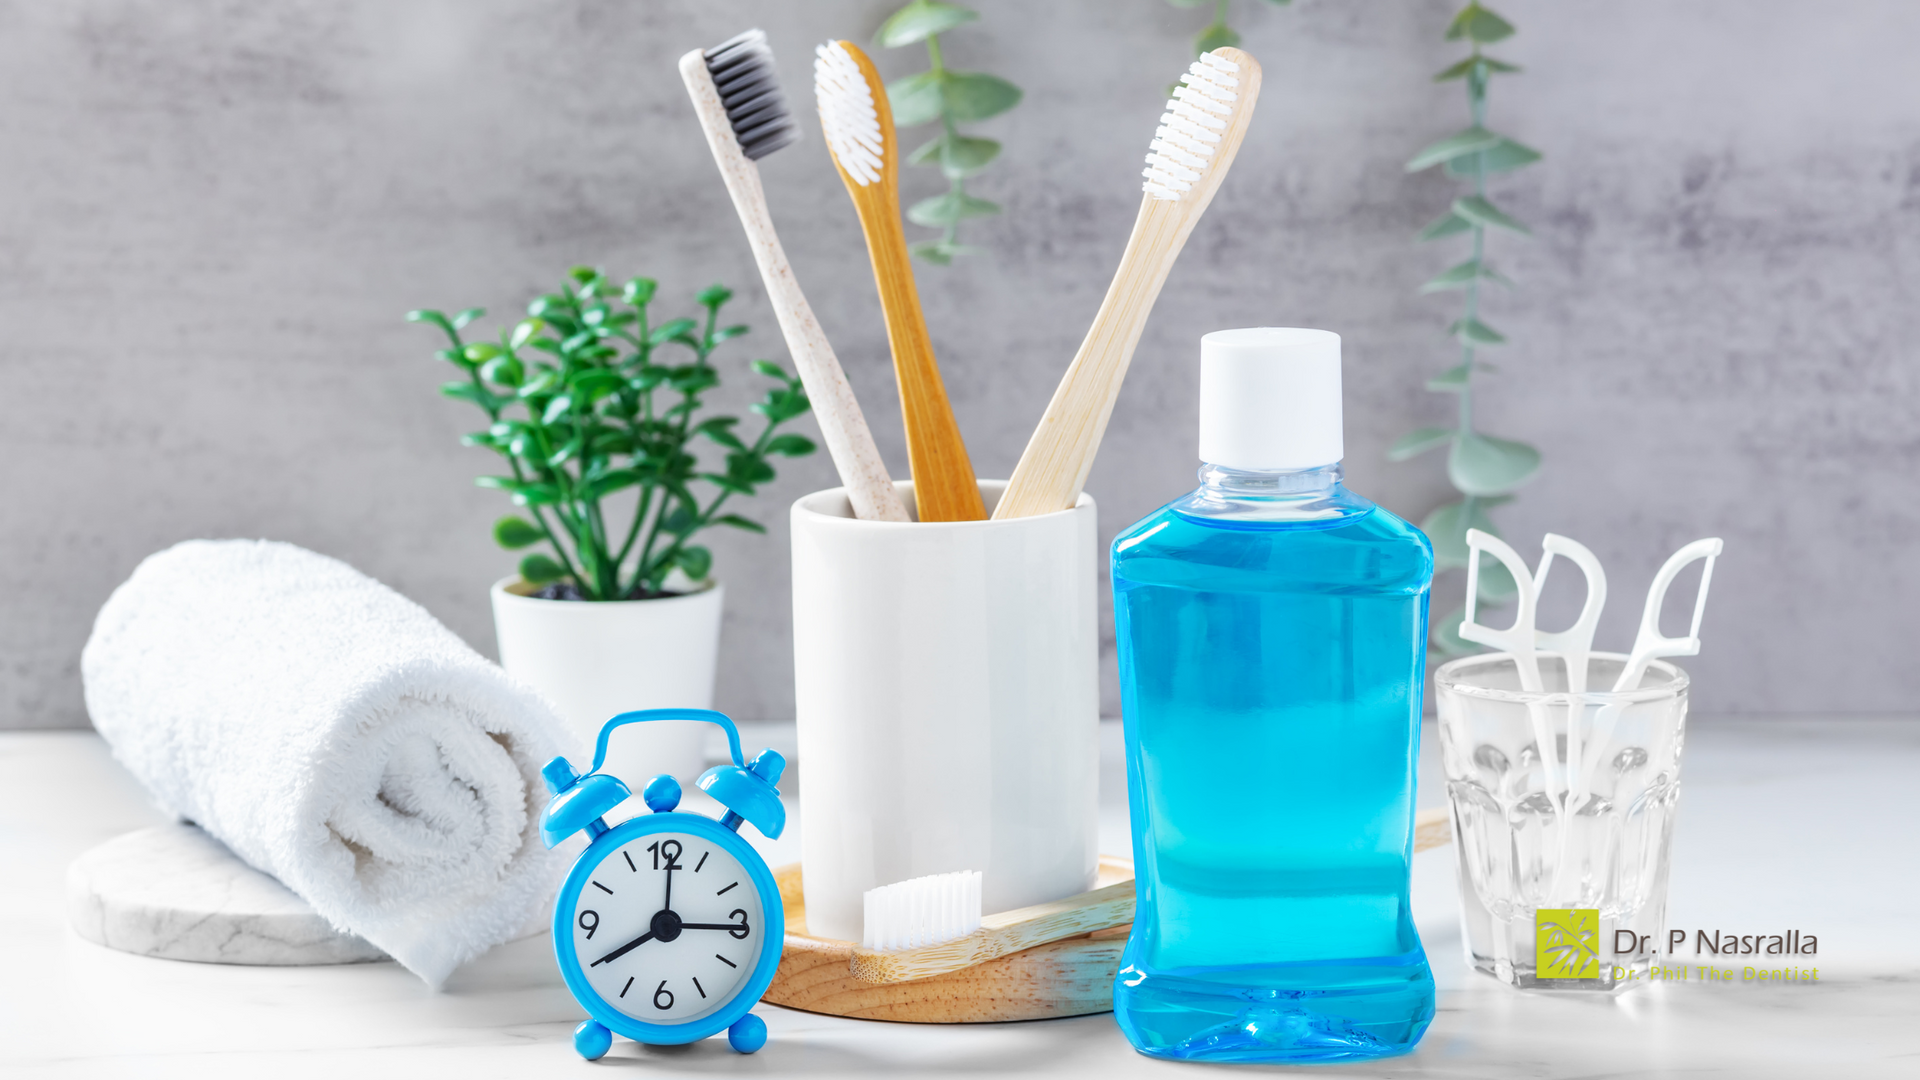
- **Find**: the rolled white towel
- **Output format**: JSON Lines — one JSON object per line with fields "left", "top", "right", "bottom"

{"left": 81, "top": 539, "right": 572, "bottom": 987}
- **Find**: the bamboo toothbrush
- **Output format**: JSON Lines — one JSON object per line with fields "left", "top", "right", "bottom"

{"left": 813, "top": 40, "right": 986, "bottom": 523}
{"left": 850, "top": 807, "right": 1452, "bottom": 985}
{"left": 679, "top": 30, "right": 910, "bottom": 523}
{"left": 994, "top": 48, "right": 1263, "bottom": 520}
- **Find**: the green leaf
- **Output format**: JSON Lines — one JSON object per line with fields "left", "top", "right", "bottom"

{"left": 765, "top": 433, "right": 817, "bottom": 457}
{"left": 452, "top": 308, "right": 484, "bottom": 330}
{"left": 649, "top": 318, "right": 698, "bottom": 346}
{"left": 493, "top": 516, "right": 544, "bottom": 549}
{"left": 545, "top": 437, "right": 580, "bottom": 468}
{"left": 1445, "top": 136, "right": 1541, "bottom": 177}
{"left": 876, "top": 0, "right": 977, "bottom": 47}
{"left": 513, "top": 483, "right": 563, "bottom": 507}
{"left": 622, "top": 278, "right": 657, "bottom": 306}
{"left": 518, "top": 371, "right": 561, "bottom": 398}
{"left": 1195, "top": 22, "right": 1241, "bottom": 54}
{"left": 481, "top": 355, "right": 524, "bottom": 386}
{"left": 1406, "top": 125, "right": 1503, "bottom": 172}
{"left": 750, "top": 359, "right": 787, "bottom": 380}
{"left": 941, "top": 72, "right": 1021, "bottom": 122}
{"left": 541, "top": 395, "right": 573, "bottom": 425}
{"left": 1435, "top": 55, "right": 1521, "bottom": 81}
{"left": 697, "top": 284, "right": 733, "bottom": 309}
{"left": 910, "top": 240, "right": 961, "bottom": 264}
{"left": 1388, "top": 427, "right": 1454, "bottom": 461}
{"left": 753, "top": 387, "right": 811, "bottom": 423}
{"left": 908, "top": 190, "right": 1001, "bottom": 228}
{"left": 1427, "top": 363, "right": 1470, "bottom": 392}
{"left": 712, "top": 324, "right": 749, "bottom": 345}
{"left": 1453, "top": 194, "right": 1530, "bottom": 234}
{"left": 887, "top": 70, "right": 946, "bottom": 127}
{"left": 908, "top": 132, "right": 1002, "bottom": 177}
{"left": 1420, "top": 258, "right": 1514, "bottom": 293}
{"left": 585, "top": 469, "right": 641, "bottom": 499}
{"left": 715, "top": 514, "right": 767, "bottom": 534}
{"left": 509, "top": 319, "right": 542, "bottom": 349}
{"left": 1420, "top": 498, "right": 1500, "bottom": 568}
{"left": 464, "top": 342, "right": 502, "bottom": 363}
{"left": 727, "top": 452, "right": 778, "bottom": 485}
{"left": 406, "top": 309, "right": 453, "bottom": 335}
{"left": 440, "top": 381, "right": 491, "bottom": 407}
{"left": 1449, "top": 432, "right": 1541, "bottom": 496}
{"left": 701, "top": 425, "right": 746, "bottom": 450}
{"left": 518, "top": 553, "right": 567, "bottom": 584}
{"left": 1446, "top": 3, "right": 1516, "bottom": 44}
{"left": 1449, "top": 317, "right": 1506, "bottom": 346}
{"left": 674, "top": 545, "right": 713, "bottom": 582}
{"left": 1417, "top": 210, "right": 1474, "bottom": 242}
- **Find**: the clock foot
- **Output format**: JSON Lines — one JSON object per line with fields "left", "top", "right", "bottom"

{"left": 727, "top": 1013, "right": 767, "bottom": 1054}
{"left": 573, "top": 1020, "right": 613, "bottom": 1060}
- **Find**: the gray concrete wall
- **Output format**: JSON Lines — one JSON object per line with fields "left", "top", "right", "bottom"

{"left": 4, "top": 1, "right": 1914, "bottom": 728}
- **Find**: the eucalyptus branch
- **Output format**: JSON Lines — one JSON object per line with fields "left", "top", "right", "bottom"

{"left": 875, "top": 0, "right": 1022, "bottom": 265}
{"left": 1393, "top": 1, "right": 1544, "bottom": 655}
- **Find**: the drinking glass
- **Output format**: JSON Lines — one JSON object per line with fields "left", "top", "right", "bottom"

{"left": 1435, "top": 652, "right": 1688, "bottom": 991}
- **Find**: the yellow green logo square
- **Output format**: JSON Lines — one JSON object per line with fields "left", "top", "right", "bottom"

{"left": 1535, "top": 908, "right": 1600, "bottom": 979}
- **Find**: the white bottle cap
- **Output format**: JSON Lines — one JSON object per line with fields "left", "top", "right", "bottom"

{"left": 1198, "top": 327, "right": 1343, "bottom": 470}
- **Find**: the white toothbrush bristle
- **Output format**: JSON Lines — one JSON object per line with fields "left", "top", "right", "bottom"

{"left": 1143, "top": 51, "right": 1240, "bottom": 201}
{"left": 861, "top": 870, "right": 983, "bottom": 951}
{"left": 814, "top": 41, "right": 884, "bottom": 186}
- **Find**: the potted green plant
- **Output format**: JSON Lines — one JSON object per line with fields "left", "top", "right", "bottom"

{"left": 408, "top": 267, "right": 814, "bottom": 781}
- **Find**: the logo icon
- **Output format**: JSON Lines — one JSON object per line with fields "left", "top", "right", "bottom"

{"left": 1535, "top": 908, "right": 1600, "bottom": 979}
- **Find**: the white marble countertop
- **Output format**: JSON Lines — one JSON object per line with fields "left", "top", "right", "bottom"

{"left": 3, "top": 718, "right": 1916, "bottom": 1078}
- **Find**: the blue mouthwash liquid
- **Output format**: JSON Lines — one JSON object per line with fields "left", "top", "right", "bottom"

{"left": 1111, "top": 329, "right": 1434, "bottom": 1063}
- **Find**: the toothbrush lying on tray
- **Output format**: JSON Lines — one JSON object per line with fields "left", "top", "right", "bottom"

{"left": 678, "top": 30, "right": 910, "bottom": 523}
{"left": 814, "top": 39, "right": 986, "bottom": 523}
{"left": 995, "top": 48, "right": 1263, "bottom": 520}
{"left": 849, "top": 807, "right": 1453, "bottom": 986}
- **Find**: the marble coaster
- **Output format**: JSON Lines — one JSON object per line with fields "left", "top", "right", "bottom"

{"left": 67, "top": 823, "right": 386, "bottom": 966}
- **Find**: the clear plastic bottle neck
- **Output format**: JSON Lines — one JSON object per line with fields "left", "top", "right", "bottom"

{"left": 1172, "top": 461, "right": 1373, "bottom": 524}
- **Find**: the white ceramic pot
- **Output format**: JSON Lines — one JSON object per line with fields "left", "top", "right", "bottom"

{"left": 790, "top": 480, "right": 1101, "bottom": 943}
{"left": 490, "top": 578, "right": 724, "bottom": 789}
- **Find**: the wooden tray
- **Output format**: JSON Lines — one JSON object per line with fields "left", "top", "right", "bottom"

{"left": 764, "top": 856, "right": 1135, "bottom": 1023}
{"left": 763, "top": 810, "right": 1453, "bottom": 1023}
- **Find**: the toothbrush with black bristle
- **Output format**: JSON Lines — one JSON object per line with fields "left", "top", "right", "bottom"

{"left": 679, "top": 30, "right": 910, "bottom": 523}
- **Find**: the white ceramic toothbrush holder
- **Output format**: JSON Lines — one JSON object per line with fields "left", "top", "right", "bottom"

{"left": 789, "top": 479, "right": 1101, "bottom": 943}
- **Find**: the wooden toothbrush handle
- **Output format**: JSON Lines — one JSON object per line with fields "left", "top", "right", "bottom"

{"left": 996, "top": 47, "right": 1261, "bottom": 521}
{"left": 852, "top": 182, "right": 986, "bottom": 523}
{"left": 994, "top": 195, "right": 1198, "bottom": 520}
{"left": 677, "top": 50, "right": 909, "bottom": 523}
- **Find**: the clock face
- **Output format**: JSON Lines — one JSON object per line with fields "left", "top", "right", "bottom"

{"left": 567, "top": 829, "right": 766, "bottom": 1024}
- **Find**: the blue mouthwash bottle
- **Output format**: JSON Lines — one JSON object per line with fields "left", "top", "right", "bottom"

{"left": 1111, "top": 328, "right": 1435, "bottom": 1063}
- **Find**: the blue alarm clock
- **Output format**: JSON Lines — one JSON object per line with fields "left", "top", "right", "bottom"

{"left": 539, "top": 708, "right": 787, "bottom": 1060}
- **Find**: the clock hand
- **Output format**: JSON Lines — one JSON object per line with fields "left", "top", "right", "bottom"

{"left": 664, "top": 858, "right": 674, "bottom": 912}
{"left": 678, "top": 922, "right": 747, "bottom": 930}
{"left": 590, "top": 929, "right": 657, "bottom": 967}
